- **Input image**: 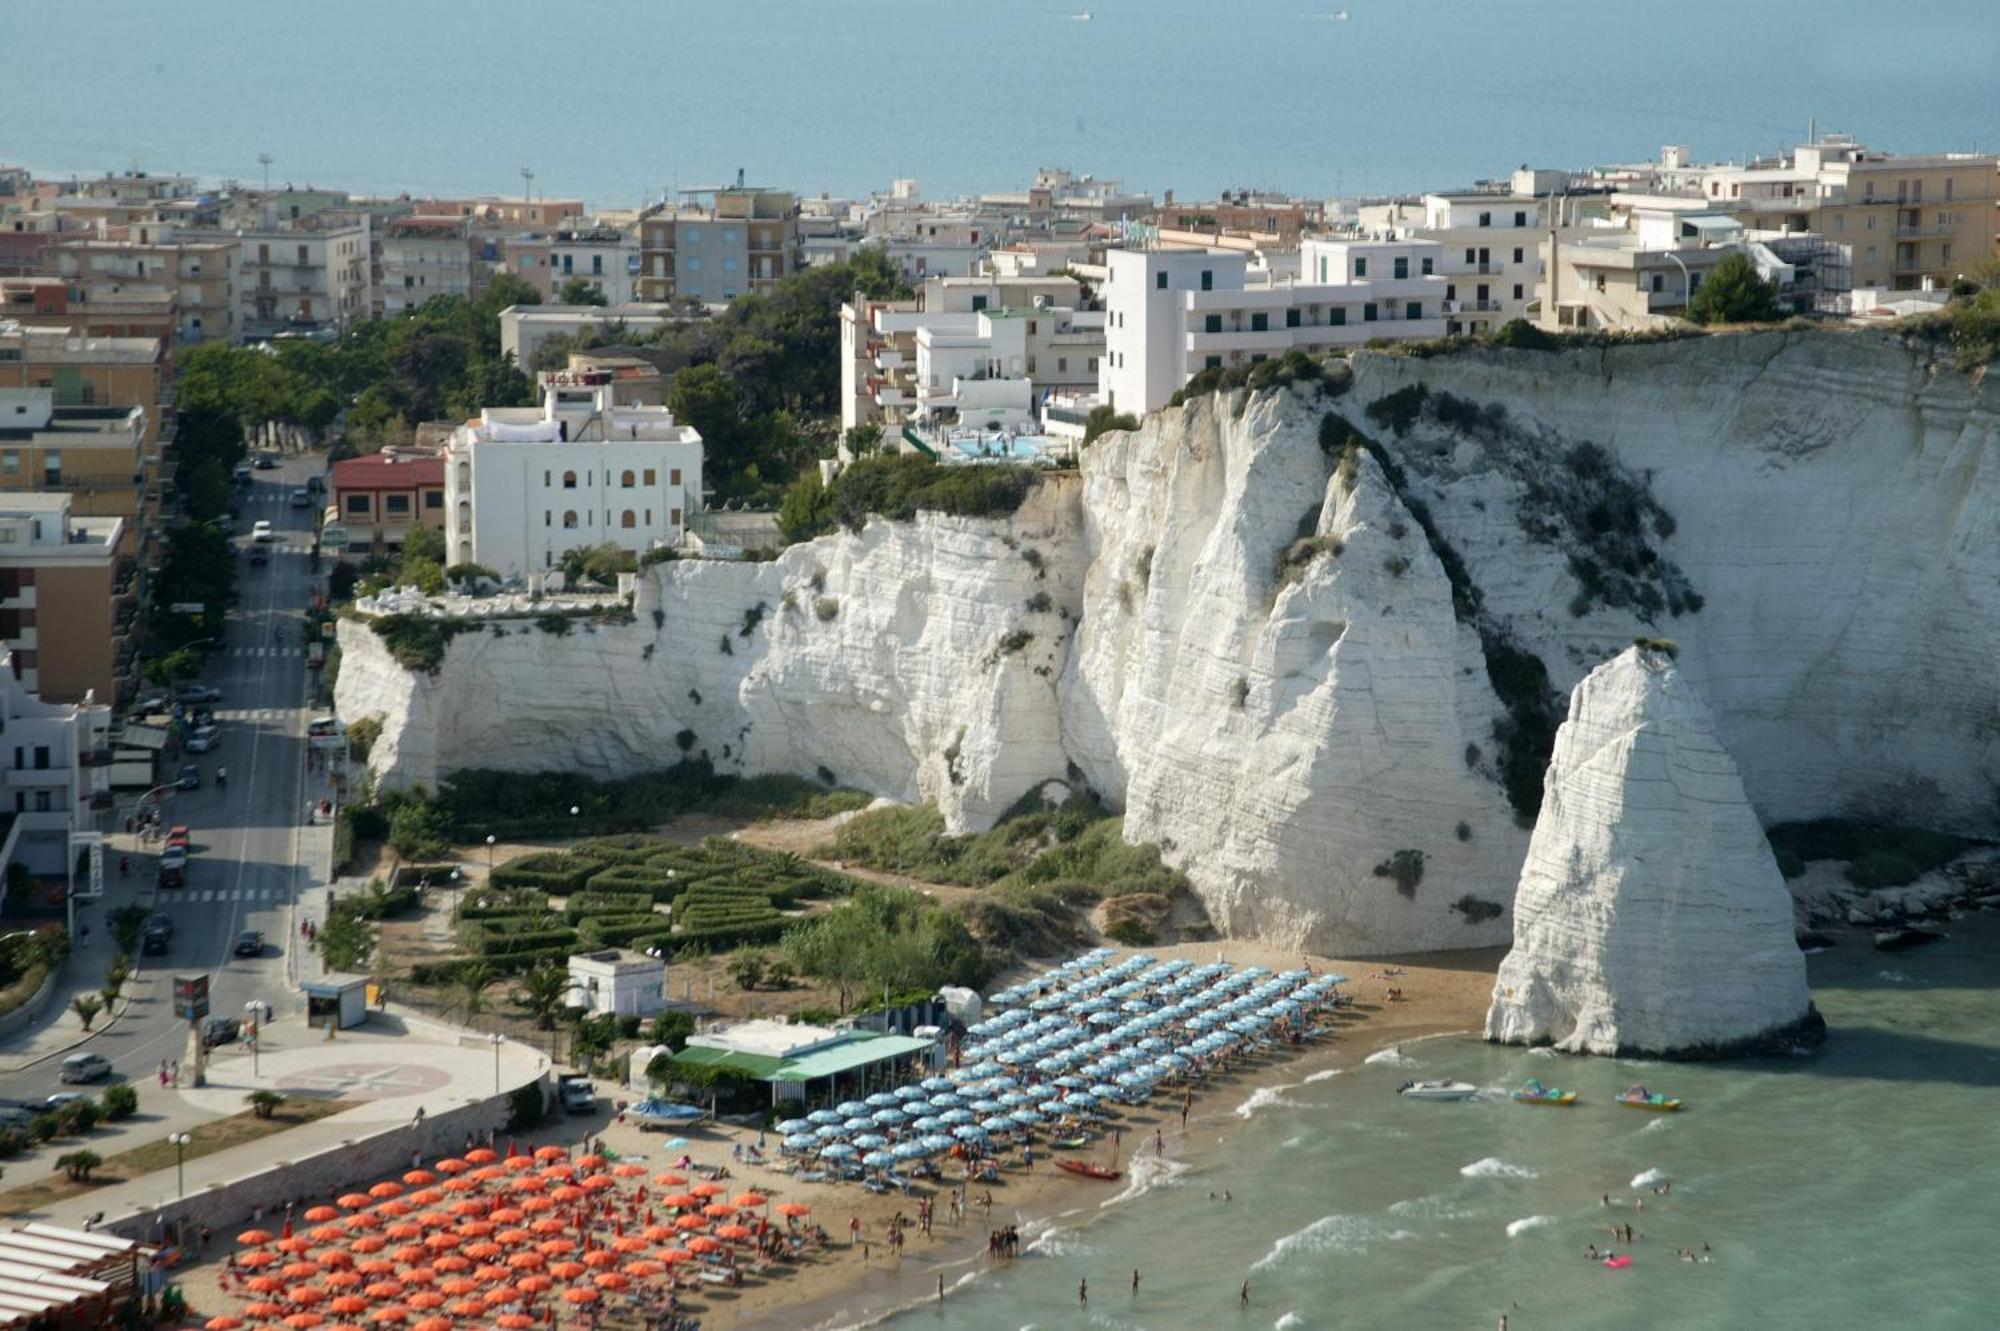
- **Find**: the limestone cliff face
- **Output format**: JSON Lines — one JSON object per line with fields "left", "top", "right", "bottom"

{"left": 340, "top": 330, "right": 2000, "bottom": 957}
{"left": 1057, "top": 391, "right": 1525, "bottom": 954}
{"left": 337, "top": 476, "right": 1084, "bottom": 833}
{"left": 1484, "top": 647, "right": 1817, "bottom": 1057}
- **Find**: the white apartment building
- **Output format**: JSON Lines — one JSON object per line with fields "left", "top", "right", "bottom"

{"left": 546, "top": 228, "right": 641, "bottom": 306}
{"left": 498, "top": 303, "right": 691, "bottom": 370}
{"left": 379, "top": 216, "right": 477, "bottom": 317}
{"left": 225, "top": 220, "right": 372, "bottom": 340}
{"left": 0, "top": 643, "right": 111, "bottom": 877}
{"left": 1100, "top": 239, "right": 1448, "bottom": 416}
{"left": 1361, "top": 188, "right": 1551, "bottom": 334}
{"left": 913, "top": 303, "right": 1105, "bottom": 429}
{"left": 839, "top": 274, "right": 1094, "bottom": 432}
{"left": 443, "top": 372, "right": 704, "bottom": 577}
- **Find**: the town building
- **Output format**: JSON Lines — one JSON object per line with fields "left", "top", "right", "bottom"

{"left": 442, "top": 371, "right": 704, "bottom": 576}
{"left": 0, "top": 384, "right": 151, "bottom": 529}
{"left": 1099, "top": 238, "right": 1448, "bottom": 416}
{"left": 1360, "top": 182, "right": 1553, "bottom": 335}
{"left": 217, "top": 219, "right": 372, "bottom": 340}
{"left": 0, "top": 492, "right": 131, "bottom": 705}
{"left": 666, "top": 1018, "right": 938, "bottom": 1106}
{"left": 1147, "top": 189, "right": 1326, "bottom": 246}
{"left": 411, "top": 196, "right": 587, "bottom": 231}
{"left": 378, "top": 215, "right": 477, "bottom": 317}
{"left": 911, "top": 302, "right": 1105, "bottom": 430}
{"left": 328, "top": 449, "right": 446, "bottom": 555}
{"left": 43, "top": 230, "right": 238, "bottom": 345}
{"left": 1538, "top": 205, "right": 1847, "bottom": 332}
{"left": 497, "top": 303, "right": 692, "bottom": 371}
{"left": 502, "top": 228, "right": 639, "bottom": 305}
{"left": 566, "top": 948, "right": 667, "bottom": 1019}
{"left": 636, "top": 188, "right": 800, "bottom": 304}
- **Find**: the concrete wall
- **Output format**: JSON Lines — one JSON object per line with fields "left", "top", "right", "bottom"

{"left": 0, "top": 963, "right": 63, "bottom": 1043}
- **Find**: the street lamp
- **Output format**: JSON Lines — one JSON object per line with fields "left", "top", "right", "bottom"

{"left": 489, "top": 1032, "right": 503, "bottom": 1094}
{"left": 169, "top": 1131, "right": 191, "bottom": 1198}
{"left": 246, "top": 1000, "right": 263, "bottom": 1078}
{"left": 1660, "top": 251, "right": 1693, "bottom": 314}
{"left": 484, "top": 835, "right": 495, "bottom": 877}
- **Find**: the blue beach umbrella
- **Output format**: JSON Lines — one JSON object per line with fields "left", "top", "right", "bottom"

{"left": 821, "top": 1142, "right": 857, "bottom": 1159}
{"left": 777, "top": 1118, "right": 812, "bottom": 1134}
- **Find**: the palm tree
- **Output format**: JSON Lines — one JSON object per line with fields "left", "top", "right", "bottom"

{"left": 454, "top": 963, "right": 495, "bottom": 1022}
{"left": 71, "top": 996, "right": 103, "bottom": 1031}
{"left": 246, "top": 1090, "right": 283, "bottom": 1120}
{"left": 511, "top": 963, "right": 569, "bottom": 1030}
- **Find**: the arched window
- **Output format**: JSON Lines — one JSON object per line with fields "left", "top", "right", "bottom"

{"left": 620, "top": 510, "right": 636, "bottom": 529}
{"left": 456, "top": 462, "right": 470, "bottom": 488}
{"left": 457, "top": 540, "right": 473, "bottom": 562}
{"left": 620, "top": 470, "right": 636, "bottom": 488}
{"left": 562, "top": 510, "right": 579, "bottom": 529}
{"left": 562, "top": 470, "right": 577, "bottom": 489}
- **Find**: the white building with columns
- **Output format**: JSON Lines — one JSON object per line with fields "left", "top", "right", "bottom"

{"left": 443, "top": 372, "right": 704, "bottom": 577}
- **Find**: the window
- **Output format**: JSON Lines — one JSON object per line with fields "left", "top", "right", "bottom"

{"left": 686, "top": 257, "right": 701, "bottom": 272}
{"left": 42, "top": 452, "right": 59, "bottom": 483}
{"left": 723, "top": 257, "right": 738, "bottom": 272}
{"left": 621, "top": 470, "right": 635, "bottom": 488}
{"left": 620, "top": 510, "right": 636, "bottom": 529}
{"left": 1514, "top": 211, "right": 1527, "bottom": 227}
{"left": 1405, "top": 301, "right": 1422, "bottom": 320}
{"left": 544, "top": 511, "right": 551, "bottom": 527}
{"left": 425, "top": 490, "right": 442, "bottom": 509}
{"left": 562, "top": 470, "right": 577, "bottom": 489}
{"left": 1512, "top": 248, "right": 1524, "bottom": 264}
{"left": 1421, "top": 257, "right": 1433, "bottom": 276}
{"left": 563, "top": 511, "right": 578, "bottom": 529}
{"left": 1362, "top": 303, "right": 1377, "bottom": 322}
{"left": 1478, "top": 212, "right": 1491, "bottom": 227}
{"left": 1250, "top": 312, "right": 1268, "bottom": 332}
{"left": 1205, "top": 355, "right": 1222, "bottom": 369}
{"left": 1330, "top": 308, "right": 1346, "bottom": 326}
{"left": 1155, "top": 272, "right": 1168, "bottom": 289}
{"left": 645, "top": 509, "right": 652, "bottom": 525}
{"left": 670, "top": 507, "right": 682, "bottom": 525}
{"left": 346, "top": 495, "right": 370, "bottom": 515}
{"left": 1200, "top": 269, "right": 1213, "bottom": 291}
{"left": 1, "top": 452, "right": 16, "bottom": 475}
{"left": 1446, "top": 283, "right": 1459, "bottom": 301}
{"left": 669, "top": 468, "right": 681, "bottom": 485}
{"left": 32, "top": 746, "right": 49, "bottom": 770}
{"left": 1353, "top": 257, "right": 1367, "bottom": 278}
{"left": 643, "top": 468, "right": 657, "bottom": 485}
{"left": 1204, "top": 314, "right": 1222, "bottom": 334}
{"left": 543, "top": 470, "right": 551, "bottom": 486}
{"left": 1285, "top": 309, "right": 1301, "bottom": 328}
{"left": 33, "top": 791, "right": 49, "bottom": 813}
{"left": 385, "top": 494, "right": 410, "bottom": 515}
{"left": 971, "top": 295, "right": 988, "bottom": 311}
{"left": 1513, "top": 284, "right": 1524, "bottom": 300}
{"left": 1057, "top": 356, "right": 1068, "bottom": 372}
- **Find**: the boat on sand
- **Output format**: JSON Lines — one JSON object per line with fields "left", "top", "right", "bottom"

{"left": 1398, "top": 1079, "right": 1478, "bottom": 1102}
{"left": 1056, "top": 1159, "right": 1121, "bottom": 1181}
{"left": 1511, "top": 1078, "right": 1578, "bottom": 1107}
{"left": 1615, "top": 1084, "right": 1683, "bottom": 1112}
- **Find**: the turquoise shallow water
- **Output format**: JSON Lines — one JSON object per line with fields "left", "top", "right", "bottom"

{"left": 853, "top": 916, "right": 2000, "bottom": 1331}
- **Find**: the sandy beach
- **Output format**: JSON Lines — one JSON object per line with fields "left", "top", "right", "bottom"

{"left": 164, "top": 941, "right": 1495, "bottom": 1331}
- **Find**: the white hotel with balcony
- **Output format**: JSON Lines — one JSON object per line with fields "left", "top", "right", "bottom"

{"left": 1098, "top": 237, "right": 1449, "bottom": 415}
{"left": 442, "top": 372, "right": 704, "bottom": 578}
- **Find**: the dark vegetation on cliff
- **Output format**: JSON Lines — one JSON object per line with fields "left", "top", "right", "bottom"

{"left": 779, "top": 454, "right": 1039, "bottom": 543}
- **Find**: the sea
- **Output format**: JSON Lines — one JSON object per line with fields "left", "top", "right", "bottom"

{"left": 6, "top": 1, "right": 1999, "bottom": 205}
{"left": 847, "top": 914, "right": 2000, "bottom": 1331}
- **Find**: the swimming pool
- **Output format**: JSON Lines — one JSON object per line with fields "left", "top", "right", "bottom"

{"left": 948, "top": 434, "right": 1063, "bottom": 463}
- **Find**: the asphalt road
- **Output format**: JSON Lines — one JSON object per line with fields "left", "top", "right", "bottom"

{"left": 0, "top": 452, "right": 325, "bottom": 1106}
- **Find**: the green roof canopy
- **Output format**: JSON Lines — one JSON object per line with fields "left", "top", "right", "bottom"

{"left": 667, "top": 1032, "right": 934, "bottom": 1085}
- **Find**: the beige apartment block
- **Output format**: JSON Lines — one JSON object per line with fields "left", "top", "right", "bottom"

{"left": 638, "top": 188, "right": 799, "bottom": 305}
{"left": 0, "top": 492, "right": 132, "bottom": 705}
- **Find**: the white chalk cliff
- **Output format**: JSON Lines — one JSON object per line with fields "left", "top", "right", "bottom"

{"left": 341, "top": 329, "right": 2000, "bottom": 956}
{"left": 1484, "top": 646, "right": 1818, "bottom": 1056}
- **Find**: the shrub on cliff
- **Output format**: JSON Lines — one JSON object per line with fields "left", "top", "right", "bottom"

{"left": 779, "top": 454, "right": 1038, "bottom": 543}
{"left": 1686, "top": 252, "right": 1783, "bottom": 325}
{"left": 1081, "top": 406, "right": 1140, "bottom": 445}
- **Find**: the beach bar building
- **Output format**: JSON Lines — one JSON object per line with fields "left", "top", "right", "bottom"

{"left": 0, "top": 1223, "right": 149, "bottom": 1326}
{"left": 666, "top": 1019, "right": 937, "bottom": 1106}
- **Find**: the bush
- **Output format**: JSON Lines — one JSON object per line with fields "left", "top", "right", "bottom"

{"left": 1449, "top": 894, "right": 1504, "bottom": 924}
{"left": 491, "top": 852, "right": 606, "bottom": 894}
{"left": 369, "top": 615, "right": 476, "bottom": 675}
{"left": 1081, "top": 406, "right": 1140, "bottom": 445}
{"left": 56, "top": 1099, "right": 101, "bottom": 1135}
{"left": 1372, "top": 849, "right": 1425, "bottom": 899}
{"left": 1364, "top": 385, "right": 1429, "bottom": 435}
{"left": 1105, "top": 918, "right": 1154, "bottom": 946}
{"left": 441, "top": 759, "right": 867, "bottom": 839}
{"left": 650, "top": 1009, "right": 696, "bottom": 1050}
{"left": 100, "top": 1084, "right": 139, "bottom": 1121}
{"left": 1766, "top": 820, "right": 1970, "bottom": 889}
{"left": 55, "top": 1150, "right": 102, "bottom": 1181}
{"left": 506, "top": 1080, "right": 548, "bottom": 1131}
{"left": 780, "top": 453, "right": 1039, "bottom": 542}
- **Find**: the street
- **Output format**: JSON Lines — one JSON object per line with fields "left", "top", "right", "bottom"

{"left": 0, "top": 452, "right": 326, "bottom": 1112}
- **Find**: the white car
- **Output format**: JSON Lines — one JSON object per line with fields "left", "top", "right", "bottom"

{"left": 186, "top": 725, "right": 221, "bottom": 753}
{"left": 58, "top": 1053, "right": 111, "bottom": 1084}
{"left": 251, "top": 520, "right": 275, "bottom": 544}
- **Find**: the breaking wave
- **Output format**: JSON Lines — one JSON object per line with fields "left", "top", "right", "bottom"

{"left": 1251, "top": 1214, "right": 1416, "bottom": 1272}
{"left": 1460, "top": 1157, "right": 1538, "bottom": 1180}
{"left": 1506, "top": 1215, "right": 1556, "bottom": 1237}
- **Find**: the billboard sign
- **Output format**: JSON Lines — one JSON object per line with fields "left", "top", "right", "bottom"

{"left": 173, "top": 973, "right": 210, "bottom": 1022}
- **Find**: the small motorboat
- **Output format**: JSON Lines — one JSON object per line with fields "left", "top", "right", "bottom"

{"left": 1398, "top": 1079, "right": 1478, "bottom": 1102}
{"left": 623, "top": 1097, "right": 708, "bottom": 1129}
{"left": 1511, "top": 1078, "right": 1577, "bottom": 1107}
{"left": 1050, "top": 1133, "right": 1092, "bottom": 1149}
{"left": 1873, "top": 926, "right": 1946, "bottom": 952}
{"left": 1055, "top": 1159, "right": 1121, "bottom": 1181}
{"left": 1615, "top": 1084, "right": 1682, "bottom": 1112}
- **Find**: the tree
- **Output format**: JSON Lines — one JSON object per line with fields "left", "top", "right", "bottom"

{"left": 101, "top": 1085, "right": 139, "bottom": 1120}
{"left": 108, "top": 905, "right": 149, "bottom": 956}
{"left": 454, "top": 963, "right": 496, "bottom": 1021}
{"left": 1685, "top": 252, "right": 1783, "bottom": 325}
{"left": 316, "top": 911, "right": 376, "bottom": 972}
{"left": 143, "top": 648, "right": 202, "bottom": 688}
{"left": 246, "top": 1090, "right": 283, "bottom": 1119}
{"left": 728, "top": 951, "right": 767, "bottom": 991}
{"left": 1082, "top": 406, "right": 1140, "bottom": 445}
{"left": 557, "top": 277, "right": 609, "bottom": 307}
{"left": 842, "top": 423, "right": 885, "bottom": 458}
{"left": 777, "top": 470, "right": 833, "bottom": 544}
{"left": 70, "top": 996, "right": 103, "bottom": 1031}
{"left": 55, "top": 1098, "right": 100, "bottom": 1136}
{"left": 511, "top": 964, "right": 570, "bottom": 1030}
{"left": 187, "top": 459, "right": 232, "bottom": 522}
{"left": 55, "top": 1150, "right": 102, "bottom": 1181}
{"left": 648, "top": 1009, "right": 695, "bottom": 1051}
{"left": 668, "top": 363, "right": 742, "bottom": 457}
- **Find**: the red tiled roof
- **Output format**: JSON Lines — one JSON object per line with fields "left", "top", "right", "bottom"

{"left": 331, "top": 452, "right": 444, "bottom": 492}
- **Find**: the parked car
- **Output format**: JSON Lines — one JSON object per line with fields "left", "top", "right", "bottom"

{"left": 174, "top": 683, "right": 222, "bottom": 704}
{"left": 0, "top": 1105, "right": 31, "bottom": 1129}
{"left": 165, "top": 826, "right": 190, "bottom": 850}
{"left": 558, "top": 1074, "right": 596, "bottom": 1114}
{"left": 251, "top": 520, "right": 275, "bottom": 543}
{"left": 175, "top": 763, "right": 201, "bottom": 791}
{"left": 306, "top": 716, "right": 340, "bottom": 738}
{"left": 249, "top": 548, "right": 269, "bottom": 567}
{"left": 305, "top": 473, "right": 325, "bottom": 494}
{"left": 147, "top": 913, "right": 174, "bottom": 937}
{"left": 132, "top": 692, "right": 170, "bottom": 715}
{"left": 234, "top": 930, "right": 264, "bottom": 957}
{"left": 159, "top": 846, "right": 188, "bottom": 874}
{"left": 58, "top": 1053, "right": 111, "bottom": 1084}
{"left": 233, "top": 462, "right": 253, "bottom": 484}
{"left": 157, "top": 861, "right": 185, "bottom": 890}
{"left": 289, "top": 488, "right": 312, "bottom": 508}
{"left": 254, "top": 453, "right": 279, "bottom": 470}
{"left": 201, "top": 1016, "right": 240, "bottom": 1048}
{"left": 141, "top": 927, "right": 170, "bottom": 956}
{"left": 186, "top": 725, "right": 221, "bottom": 753}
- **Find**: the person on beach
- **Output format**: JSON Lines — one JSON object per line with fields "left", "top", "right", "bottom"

{"left": 1079, "top": 1277, "right": 1087, "bottom": 1305}
{"left": 1132, "top": 1269, "right": 1140, "bottom": 1294}
{"left": 1240, "top": 1279, "right": 1250, "bottom": 1306}
{"left": 938, "top": 1274, "right": 945, "bottom": 1303}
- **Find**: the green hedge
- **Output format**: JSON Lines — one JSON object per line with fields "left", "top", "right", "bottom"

{"left": 579, "top": 914, "right": 673, "bottom": 948}
{"left": 572, "top": 835, "right": 668, "bottom": 865}
{"left": 564, "top": 891, "right": 662, "bottom": 924}
{"left": 411, "top": 946, "right": 574, "bottom": 984}
{"left": 460, "top": 926, "right": 577, "bottom": 958}
{"left": 672, "top": 918, "right": 792, "bottom": 950}
{"left": 491, "top": 852, "right": 605, "bottom": 893}
{"left": 585, "top": 865, "right": 690, "bottom": 902}
{"left": 455, "top": 889, "right": 550, "bottom": 918}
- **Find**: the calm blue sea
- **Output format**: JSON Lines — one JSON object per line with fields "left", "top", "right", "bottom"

{"left": 6, "top": 1, "right": 1998, "bottom": 205}
{"left": 804, "top": 915, "right": 2000, "bottom": 1331}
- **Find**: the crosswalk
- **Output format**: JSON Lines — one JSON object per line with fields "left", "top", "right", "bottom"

{"left": 164, "top": 888, "right": 289, "bottom": 904}
{"left": 225, "top": 647, "right": 306, "bottom": 658}
{"left": 213, "top": 707, "right": 291, "bottom": 722}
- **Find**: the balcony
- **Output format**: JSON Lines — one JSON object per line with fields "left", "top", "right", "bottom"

{"left": 0, "top": 585, "right": 33, "bottom": 610}
{"left": 1893, "top": 251, "right": 1932, "bottom": 274}
{"left": 1894, "top": 223, "right": 1953, "bottom": 239}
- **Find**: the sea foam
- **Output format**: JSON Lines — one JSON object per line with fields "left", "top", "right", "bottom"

{"left": 1235, "top": 1084, "right": 1298, "bottom": 1119}
{"left": 1303, "top": 1068, "right": 1342, "bottom": 1084}
{"left": 1363, "top": 1047, "right": 1415, "bottom": 1068}
{"left": 1631, "top": 1168, "right": 1670, "bottom": 1189}
{"left": 1100, "top": 1151, "right": 1188, "bottom": 1210}
{"left": 1460, "top": 1157, "right": 1538, "bottom": 1180}
{"left": 1506, "top": 1215, "right": 1556, "bottom": 1237}
{"left": 1275, "top": 1314, "right": 1307, "bottom": 1331}
{"left": 1251, "top": 1215, "right": 1416, "bottom": 1272}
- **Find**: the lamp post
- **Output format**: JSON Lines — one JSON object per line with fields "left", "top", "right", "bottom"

{"left": 170, "top": 1131, "right": 191, "bottom": 1198}
{"left": 490, "top": 1032, "right": 503, "bottom": 1094}
{"left": 1660, "top": 251, "right": 1693, "bottom": 316}
{"left": 246, "top": 1000, "right": 263, "bottom": 1078}
{"left": 484, "top": 834, "right": 495, "bottom": 877}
